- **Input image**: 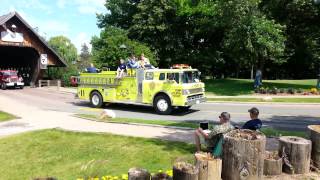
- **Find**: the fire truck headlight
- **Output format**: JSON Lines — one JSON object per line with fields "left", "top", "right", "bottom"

{"left": 182, "top": 89, "right": 190, "bottom": 95}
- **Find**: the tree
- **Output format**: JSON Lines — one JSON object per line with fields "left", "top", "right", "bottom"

{"left": 78, "top": 43, "right": 92, "bottom": 71}
{"left": 97, "top": 0, "right": 140, "bottom": 29}
{"left": 91, "top": 27, "right": 156, "bottom": 69}
{"left": 261, "top": 0, "right": 320, "bottom": 78}
{"left": 48, "top": 36, "right": 78, "bottom": 86}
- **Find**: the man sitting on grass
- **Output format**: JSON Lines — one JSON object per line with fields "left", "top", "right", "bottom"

{"left": 242, "top": 107, "right": 262, "bottom": 130}
{"left": 194, "top": 112, "right": 234, "bottom": 152}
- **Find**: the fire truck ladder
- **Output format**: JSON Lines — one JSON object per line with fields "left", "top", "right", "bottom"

{"left": 79, "top": 76, "right": 121, "bottom": 87}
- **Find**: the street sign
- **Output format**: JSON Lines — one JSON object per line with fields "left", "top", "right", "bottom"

{"left": 40, "top": 54, "right": 48, "bottom": 69}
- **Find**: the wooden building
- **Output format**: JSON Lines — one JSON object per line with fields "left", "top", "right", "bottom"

{"left": 0, "top": 11, "right": 66, "bottom": 86}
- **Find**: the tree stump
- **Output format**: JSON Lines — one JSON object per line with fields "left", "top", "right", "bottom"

{"left": 222, "top": 129, "right": 266, "bottom": 180}
{"left": 173, "top": 161, "right": 198, "bottom": 180}
{"left": 152, "top": 172, "right": 172, "bottom": 180}
{"left": 263, "top": 151, "right": 282, "bottom": 176}
{"left": 278, "top": 136, "right": 312, "bottom": 174}
{"left": 308, "top": 125, "right": 320, "bottom": 168}
{"left": 195, "top": 152, "right": 222, "bottom": 180}
{"left": 128, "top": 168, "right": 151, "bottom": 180}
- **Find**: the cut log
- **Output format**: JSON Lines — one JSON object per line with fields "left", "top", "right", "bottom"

{"left": 151, "top": 172, "right": 172, "bottom": 180}
{"left": 173, "top": 162, "right": 198, "bottom": 180}
{"left": 263, "top": 151, "right": 282, "bottom": 176}
{"left": 222, "top": 129, "right": 266, "bottom": 180}
{"left": 128, "top": 168, "right": 151, "bottom": 180}
{"left": 195, "top": 152, "right": 222, "bottom": 180}
{"left": 308, "top": 125, "right": 320, "bottom": 168}
{"left": 278, "top": 136, "right": 312, "bottom": 174}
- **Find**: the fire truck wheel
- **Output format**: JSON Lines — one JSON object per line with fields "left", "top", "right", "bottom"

{"left": 90, "top": 91, "right": 103, "bottom": 108}
{"left": 19, "top": 86, "right": 24, "bottom": 89}
{"left": 154, "top": 95, "right": 172, "bottom": 115}
{"left": 1, "top": 83, "right": 7, "bottom": 90}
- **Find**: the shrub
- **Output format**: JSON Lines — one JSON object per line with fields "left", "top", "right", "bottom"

{"left": 310, "top": 88, "right": 318, "bottom": 94}
{"left": 287, "top": 88, "right": 296, "bottom": 94}
{"left": 279, "top": 88, "right": 285, "bottom": 93}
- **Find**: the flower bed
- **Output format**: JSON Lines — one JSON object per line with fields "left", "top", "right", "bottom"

{"left": 77, "top": 170, "right": 173, "bottom": 180}
{"left": 254, "top": 87, "right": 319, "bottom": 95}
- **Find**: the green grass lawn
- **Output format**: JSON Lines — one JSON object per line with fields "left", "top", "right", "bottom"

{"left": 0, "top": 111, "right": 17, "bottom": 122}
{"left": 0, "top": 129, "right": 193, "bottom": 180}
{"left": 76, "top": 114, "right": 199, "bottom": 129}
{"left": 204, "top": 79, "right": 317, "bottom": 96}
{"left": 76, "top": 114, "right": 306, "bottom": 138}
{"left": 207, "top": 97, "right": 320, "bottom": 103}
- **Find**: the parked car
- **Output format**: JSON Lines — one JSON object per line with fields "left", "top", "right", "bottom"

{"left": 0, "top": 70, "right": 24, "bottom": 90}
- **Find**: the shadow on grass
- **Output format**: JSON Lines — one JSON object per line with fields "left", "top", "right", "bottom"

{"left": 204, "top": 79, "right": 317, "bottom": 96}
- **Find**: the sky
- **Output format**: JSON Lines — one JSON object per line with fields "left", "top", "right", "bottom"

{"left": 0, "top": 0, "right": 107, "bottom": 53}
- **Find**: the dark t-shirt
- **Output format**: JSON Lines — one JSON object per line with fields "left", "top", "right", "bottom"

{"left": 86, "top": 67, "right": 97, "bottom": 73}
{"left": 242, "top": 119, "right": 262, "bottom": 130}
{"left": 118, "top": 64, "right": 126, "bottom": 70}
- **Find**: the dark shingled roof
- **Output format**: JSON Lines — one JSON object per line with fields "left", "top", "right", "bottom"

{"left": 0, "top": 11, "right": 67, "bottom": 67}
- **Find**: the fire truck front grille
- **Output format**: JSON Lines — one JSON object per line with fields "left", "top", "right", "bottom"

{"left": 188, "top": 88, "right": 203, "bottom": 94}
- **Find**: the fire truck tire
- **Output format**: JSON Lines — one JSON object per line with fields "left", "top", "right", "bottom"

{"left": 19, "top": 86, "right": 24, "bottom": 89}
{"left": 1, "top": 83, "right": 7, "bottom": 90}
{"left": 90, "top": 91, "right": 103, "bottom": 108}
{"left": 153, "top": 94, "right": 172, "bottom": 115}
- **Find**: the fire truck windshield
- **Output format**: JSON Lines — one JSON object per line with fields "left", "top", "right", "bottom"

{"left": 182, "top": 71, "right": 200, "bottom": 84}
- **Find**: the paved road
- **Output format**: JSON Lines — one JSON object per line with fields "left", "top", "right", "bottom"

{"left": 1, "top": 87, "right": 320, "bottom": 131}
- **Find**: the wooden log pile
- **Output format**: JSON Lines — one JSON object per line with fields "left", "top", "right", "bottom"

{"left": 173, "top": 162, "right": 198, "bottom": 180}
{"left": 222, "top": 129, "right": 266, "bottom": 180}
{"left": 128, "top": 168, "right": 151, "bottom": 180}
{"left": 263, "top": 151, "right": 282, "bottom": 176}
{"left": 195, "top": 152, "right": 222, "bottom": 180}
{"left": 278, "top": 136, "right": 312, "bottom": 174}
{"left": 308, "top": 125, "right": 320, "bottom": 169}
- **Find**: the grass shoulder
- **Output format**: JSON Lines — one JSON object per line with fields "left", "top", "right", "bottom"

{"left": 0, "top": 129, "right": 193, "bottom": 179}
{"left": 0, "top": 111, "right": 18, "bottom": 122}
{"left": 207, "top": 97, "right": 320, "bottom": 103}
{"left": 75, "top": 114, "right": 306, "bottom": 138}
{"left": 204, "top": 78, "right": 317, "bottom": 96}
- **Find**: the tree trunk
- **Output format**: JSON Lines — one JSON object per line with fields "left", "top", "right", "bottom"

{"left": 263, "top": 151, "right": 282, "bottom": 176}
{"left": 195, "top": 152, "right": 222, "bottom": 180}
{"left": 308, "top": 125, "right": 320, "bottom": 168}
{"left": 128, "top": 168, "right": 151, "bottom": 180}
{"left": 173, "top": 162, "right": 198, "bottom": 180}
{"left": 250, "top": 65, "right": 254, "bottom": 80}
{"left": 278, "top": 136, "right": 312, "bottom": 174}
{"left": 222, "top": 129, "right": 266, "bottom": 180}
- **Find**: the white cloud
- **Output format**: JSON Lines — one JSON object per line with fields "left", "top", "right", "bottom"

{"left": 73, "top": 32, "right": 92, "bottom": 53}
{"left": 56, "top": 0, "right": 105, "bottom": 14}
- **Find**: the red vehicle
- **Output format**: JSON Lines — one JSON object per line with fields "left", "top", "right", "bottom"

{"left": 0, "top": 70, "right": 24, "bottom": 90}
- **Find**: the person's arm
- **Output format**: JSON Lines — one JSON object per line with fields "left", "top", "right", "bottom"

{"left": 197, "top": 128, "right": 209, "bottom": 139}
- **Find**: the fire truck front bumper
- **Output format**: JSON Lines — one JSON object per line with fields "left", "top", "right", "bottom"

{"left": 185, "top": 94, "right": 206, "bottom": 106}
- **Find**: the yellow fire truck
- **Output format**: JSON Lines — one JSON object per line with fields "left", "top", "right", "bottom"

{"left": 77, "top": 65, "right": 206, "bottom": 114}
